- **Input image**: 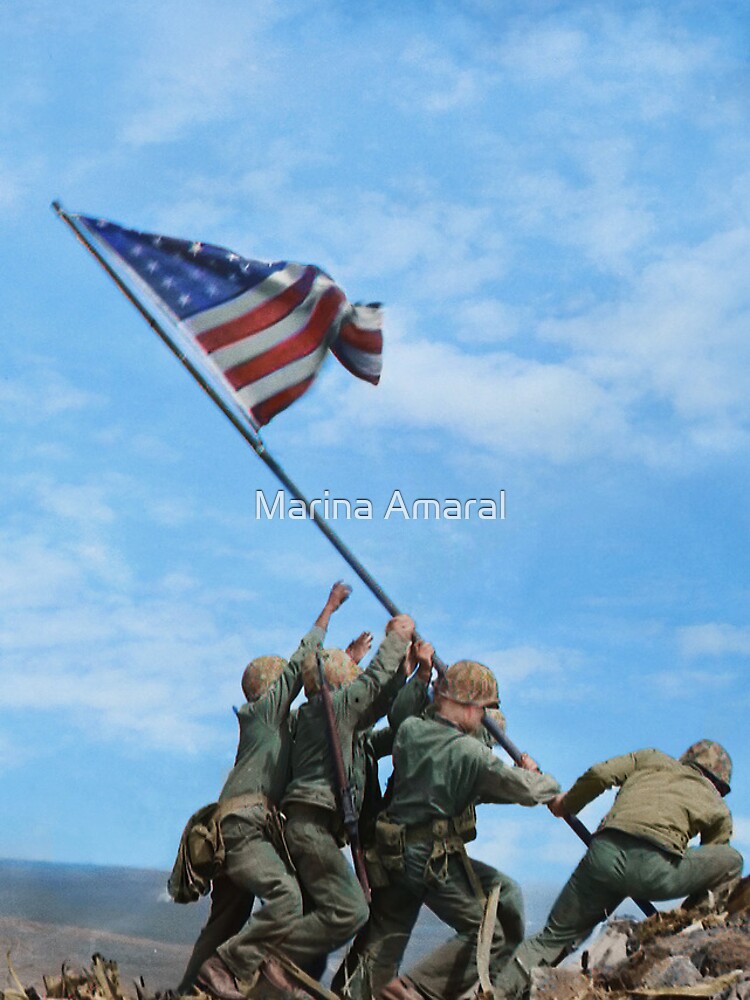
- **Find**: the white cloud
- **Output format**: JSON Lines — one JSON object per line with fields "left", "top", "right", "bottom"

{"left": 678, "top": 623, "right": 750, "bottom": 659}
{"left": 118, "top": 4, "right": 283, "bottom": 146}
{"left": 397, "top": 38, "right": 485, "bottom": 113}
{"left": 649, "top": 669, "right": 738, "bottom": 699}
{"left": 0, "top": 366, "right": 101, "bottom": 422}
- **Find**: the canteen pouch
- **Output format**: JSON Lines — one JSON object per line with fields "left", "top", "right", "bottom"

{"left": 365, "top": 844, "right": 392, "bottom": 888}
{"left": 375, "top": 815, "right": 406, "bottom": 873}
{"left": 453, "top": 802, "right": 477, "bottom": 844}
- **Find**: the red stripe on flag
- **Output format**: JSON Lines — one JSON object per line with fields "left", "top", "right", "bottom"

{"left": 251, "top": 376, "right": 316, "bottom": 427}
{"left": 196, "top": 267, "right": 317, "bottom": 354}
{"left": 226, "top": 285, "right": 345, "bottom": 390}
{"left": 338, "top": 320, "right": 383, "bottom": 354}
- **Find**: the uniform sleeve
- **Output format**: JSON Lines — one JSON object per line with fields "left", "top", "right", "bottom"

{"left": 562, "top": 749, "right": 663, "bottom": 815}
{"left": 258, "top": 625, "right": 325, "bottom": 725}
{"left": 474, "top": 747, "right": 560, "bottom": 806}
{"left": 388, "top": 677, "right": 430, "bottom": 735}
{"left": 356, "top": 663, "right": 407, "bottom": 731}
{"left": 699, "top": 809, "right": 733, "bottom": 846}
{"left": 369, "top": 725, "right": 395, "bottom": 759}
{"left": 340, "top": 631, "right": 411, "bottom": 731}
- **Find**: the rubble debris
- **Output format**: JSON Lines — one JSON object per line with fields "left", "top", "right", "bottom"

{"left": 1, "top": 888, "right": 747, "bottom": 1000}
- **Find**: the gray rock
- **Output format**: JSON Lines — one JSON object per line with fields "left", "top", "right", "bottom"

{"left": 529, "top": 966, "right": 591, "bottom": 1000}
{"left": 640, "top": 955, "right": 702, "bottom": 988}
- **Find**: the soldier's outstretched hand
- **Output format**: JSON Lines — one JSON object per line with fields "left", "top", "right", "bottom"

{"left": 386, "top": 614, "right": 415, "bottom": 641}
{"left": 346, "top": 631, "right": 373, "bottom": 664}
{"left": 315, "top": 581, "right": 352, "bottom": 631}
{"left": 327, "top": 580, "right": 352, "bottom": 611}
{"left": 403, "top": 638, "right": 433, "bottom": 677}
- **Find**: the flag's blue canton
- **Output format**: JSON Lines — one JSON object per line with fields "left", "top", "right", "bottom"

{"left": 83, "top": 217, "right": 286, "bottom": 321}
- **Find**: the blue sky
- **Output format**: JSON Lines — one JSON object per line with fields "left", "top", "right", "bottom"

{"left": 1, "top": 0, "right": 749, "bottom": 894}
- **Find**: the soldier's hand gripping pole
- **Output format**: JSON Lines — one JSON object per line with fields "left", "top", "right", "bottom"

{"left": 315, "top": 649, "right": 371, "bottom": 903}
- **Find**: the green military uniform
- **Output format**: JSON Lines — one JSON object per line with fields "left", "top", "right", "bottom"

{"left": 337, "top": 713, "right": 560, "bottom": 1000}
{"left": 493, "top": 748, "right": 744, "bottom": 1000}
{"left": 177, "top": 626, "right": 323, "bottom": 993}
{"left": 266, "top": 629, "right": 410, "bottom": 968}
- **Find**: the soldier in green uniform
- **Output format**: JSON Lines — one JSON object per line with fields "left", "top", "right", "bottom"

{"left": 180, "top": 581, "right": 352, "bottom": 1000}
{"left": 493, "top": 740, "right": 744, "bottom": 1000}
{"left": 254, "top": 612, "right": 416, "bottom": 980}
{"left": 342, "top": 660, "right": 560, "bottom": 1000}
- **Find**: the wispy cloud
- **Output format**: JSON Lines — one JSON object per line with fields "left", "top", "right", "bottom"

{"left": 677, "top": 623, "right": 750, "bottom": 659}
{"left": 118, "top": 3, "right": 284, "bottom": 146}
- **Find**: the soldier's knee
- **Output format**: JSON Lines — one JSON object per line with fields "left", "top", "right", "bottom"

{"left": 726, "top": 847, "right": 744, "bottom": 878}
{"left": 330, "top": 891, "right": 369, "bottom": 940}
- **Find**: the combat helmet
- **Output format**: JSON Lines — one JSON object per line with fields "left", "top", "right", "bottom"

{"left": 437, "top": 660, "right": 499, "bottom": 708}
{"left": 680, "top": 739, "right": 732, "bottom": 795}
{"left": 303, "top": 648, "right": 361, "bottom": 697}
{"left": 242, "top": 655, "right": 288, "bottom": 701}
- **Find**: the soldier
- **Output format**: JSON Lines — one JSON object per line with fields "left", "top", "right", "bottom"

{"left": 178, "top": 581, "right": 352, "bottom": 1000}
{"left": 252, "top": 612, "right": 416, "bottom": 985}
{"left": 345, "top": 660, "right": 560, "bottom": 1000}
{"left": 493, "top": 740, "right": 744, "bottom": 1000}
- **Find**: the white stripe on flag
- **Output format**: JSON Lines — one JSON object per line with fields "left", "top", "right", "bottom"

{"left": 206, "top": 273, "right": 337, "bottom": 371}
{"left": 182, "top": 262, "right": 308, "bottom": 336}
{"left": 234, "top": 339, "right": 333, "bottom": 408}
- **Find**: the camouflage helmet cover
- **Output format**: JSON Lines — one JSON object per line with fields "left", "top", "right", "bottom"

{"left": 242, "top": 655, "right": 288, "bottom": 701}
{"left": 303, "top": 648, "right": 361, "bottom": 697}
{"left": 680, "top": 739, "right": 732, "bottom": 793}
{"left": 438, "top": 660, "right": 499, "bottom": 708}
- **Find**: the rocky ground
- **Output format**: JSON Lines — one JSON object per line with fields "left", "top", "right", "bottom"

{"left": 0, "top": 897, "right": 747, "bottom": 1000}
{"left": 533, "top": 904, "right": 750, "bottom": 1000}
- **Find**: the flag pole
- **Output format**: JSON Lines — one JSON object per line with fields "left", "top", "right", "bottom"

{"left": 52, "top": 201, "right": 654, "bottom": 917}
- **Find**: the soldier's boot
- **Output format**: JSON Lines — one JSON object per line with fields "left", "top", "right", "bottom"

{"left": 195, "top": 955, "right": 247, "bottom": 1000}
{"left": 254, "top": 957, "right": 318, "bottom": 1000}
{"left": 727, "top": 875, "right": 750, "bottom": 915}
{"left": 682, "top": 874, "right": 742, "bottom": 916}
{"left": 377, "top": 978, "right": 423, "bottom": 1000}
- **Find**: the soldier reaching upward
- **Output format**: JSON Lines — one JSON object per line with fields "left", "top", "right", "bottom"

{"left": 177, "top": 581, "right": 351, "bottom": 1000}
{"left": 250, "top": 612, "right": 416, "bottom": 989}
{"left": 493, "top": 740, "right": 744, "bottom": 1000}
{"left": 346, "top": 659, "right": 560, "bottom": 1000}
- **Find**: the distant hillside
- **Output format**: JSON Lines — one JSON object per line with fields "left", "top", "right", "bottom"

{"left": 0, "top": 858, "right": 563, "bottom": 993}
{"left": 0, "top": 859, "right": 207, "bottom": 945}
{"left": 0, "top": 858, "right": 560, "bottom": 942}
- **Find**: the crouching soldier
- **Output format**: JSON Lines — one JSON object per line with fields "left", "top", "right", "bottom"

{"left": 351, "top": 660, "right": 560, "bottom": 1000}
{"left": 171, "top": 581, "right": 352, "bottom": 999}
{"left": 493, "top": 739, "right": 744, "bottom": 1000}
{"left": 252, "top": 613, "right": 416, "bottom": 985}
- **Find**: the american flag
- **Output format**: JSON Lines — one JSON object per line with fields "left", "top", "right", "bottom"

{"left": 76, "top": 216, "right": 383, "bottom": 428}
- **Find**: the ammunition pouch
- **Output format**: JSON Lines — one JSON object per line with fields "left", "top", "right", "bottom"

{"left": 404, "top": 803, "right": 484, "bottom": 902}
{"left": 364, "top": 844, "right": 392, "bottom": 889}
{"left": 374, "top": 815, "right": 407, "bottom": 874}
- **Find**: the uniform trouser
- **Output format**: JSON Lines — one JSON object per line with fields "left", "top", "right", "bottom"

{"left": 332, "top": 841, "right": 525, "bottom": 1000}
{"left": 272, "top": 806, "right": 370, "bottom": 967}
{"left": 493, "top": 830, "right": 744, "bottom": 1000}
{"left": 178, "top": 811, "right": 303, "bottom": 990}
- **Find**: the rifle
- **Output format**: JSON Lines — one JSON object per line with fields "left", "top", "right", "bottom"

{"left": 315, "top": 649, "right": 371, "bottom": 903}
